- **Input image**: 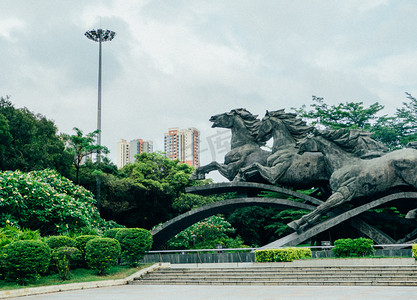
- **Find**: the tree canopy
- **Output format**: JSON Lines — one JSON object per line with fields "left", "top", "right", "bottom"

{"left": 0, "top": 96, "right": 72, "bottom": 175}
{"left": 101, "top": 152, "right": 196, "bottom": 229}
{"left": 294, "top": 94, "right": 417, "bottom": 150}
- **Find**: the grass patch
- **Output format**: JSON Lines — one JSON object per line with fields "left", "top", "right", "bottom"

{"left": 0, "top": 264, "right": 151, "bottom": 291}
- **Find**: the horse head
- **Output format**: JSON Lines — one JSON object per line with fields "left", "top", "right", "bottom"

{"left": 209, "top": 108, "right": 262, "bottom": 149}
{"left": 209, "top": 111, "right": 235, "bottom": 129}
{"left": 257, "top": 109, "right": 312, "bottom": 151}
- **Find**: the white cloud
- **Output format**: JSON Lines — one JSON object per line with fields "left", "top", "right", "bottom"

{"left": 362, "top": 52, "right": 417, "bottom": 86}
{"left": 0, "top": 18, "right": 25, "bottom": 40}
{"left": 1, "top": 0, "right": 417, "bottom": 177}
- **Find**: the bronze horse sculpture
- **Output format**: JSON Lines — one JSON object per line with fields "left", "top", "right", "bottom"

{"left": 192, "top": 108, "right": 417, "bottom": 234}
{"left": 236, "top": 110, "right": 329, "bottom": 188}
{"left": 288, "top": 132, "right": 417, "bottom": 232}
{"left": 190, "top": 108, "right": 270, "bottom": 181}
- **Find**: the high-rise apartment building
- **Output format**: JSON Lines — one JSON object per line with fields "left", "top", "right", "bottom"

{"left": 129, "top": 139, "right": 153, "bottom": 163}
{"left": 164, "top": 127, "right": 200, "bottom": 168}
{"left": 117, "top": 139, "right": 130, "bottom": 169}
{"left": 117, "top": 138, "right": 153, "bottom": 169}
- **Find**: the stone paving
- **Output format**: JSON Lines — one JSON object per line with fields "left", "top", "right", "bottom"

{"left": 4, "top": 284, "right": 417, "bottom": 300}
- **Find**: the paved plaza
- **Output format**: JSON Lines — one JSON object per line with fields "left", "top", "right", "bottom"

{"left": 5, "top": 284, "right": 417, "bottom": 300}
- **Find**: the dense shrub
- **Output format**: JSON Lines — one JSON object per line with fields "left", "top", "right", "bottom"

{"left": 51, "top": 246, "right": 82, "bottom": 280}
{"left": 167, "top": 215, "right": 241, "bottom": 249}
{"left": 0, "top": 169, "right": 115, "bottom": 234}
{"left": 115, "top": 228, "right": 152, "bottom": 266}
{"left": 74, "top": 235, "right": 98, "bottom": 267}
{"left": 255, "top": 247, "right": 312, "bottom": 262}
{"left": 412, "top": 244, "right": 417, "bottom": 260}
{"left": 0, "top": 225, "right": 41, "bottom": 248}
{"left": 333, "top": 238, "right": 374, "bottom": 257}
{"left": 3, "top": 240, "right": 51, "bottom": 284}
{"left": 85, "top": 238, "right": 121, "bottom": 275}
{"left": 45, "top": 236, "right": 75, "bottom": 249}
{"left": 103, "top": 228, "right": 124, "bottom": 239}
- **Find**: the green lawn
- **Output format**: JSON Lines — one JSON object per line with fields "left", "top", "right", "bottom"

{"left": 0, "top": 264, "right": 150, "bottom": 291}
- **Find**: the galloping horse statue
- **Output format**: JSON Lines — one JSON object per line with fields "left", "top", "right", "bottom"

{"left": 288, "top": 132, "right": 417, "bottom": 232}
{"left": 190, "top": 108, "right": 270, "bottom": 181}
{"left": 236, "top": 110, "right": 329, "bottom": 188}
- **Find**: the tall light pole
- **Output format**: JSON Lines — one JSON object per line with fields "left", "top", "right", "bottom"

{"left": 85, "top": 28, "right": 116, "bottom": 212}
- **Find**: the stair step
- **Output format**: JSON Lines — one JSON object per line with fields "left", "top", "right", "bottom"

{"left": 133, "top": 265, "right": 417, "bottom": 286}
{"left": 135, "top": 279, "right": 417, "bottom": 286}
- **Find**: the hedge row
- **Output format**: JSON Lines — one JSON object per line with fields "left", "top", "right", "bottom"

{"left": 0, "top": 227, "right": 153, "bottom": 284}
{"left": 255, "top": 247, "right": 312, "bottom": 262}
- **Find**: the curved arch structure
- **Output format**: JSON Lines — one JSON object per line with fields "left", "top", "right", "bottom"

{"left": 262, "top": 192, "right": 417, "bottom": 249}
{"left": 151, "top": 197, "right": 315, "bottom": 249}
{"left": 152, "top": 182, "right": 417, "bottom": 249}
{"left": 186, "top": 182, "right": 324, "bottom": 205}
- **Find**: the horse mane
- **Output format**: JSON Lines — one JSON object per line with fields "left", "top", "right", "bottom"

{"left": 266, "top": 109, "right": 314, "bottom": 141}
{"left": 230, "top": 108, "right": 262, "bottom": 137}
{"left": 316, "top": 128, "right": 389, "bottom": 157}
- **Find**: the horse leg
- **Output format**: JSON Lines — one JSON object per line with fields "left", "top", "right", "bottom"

{"left": 190, "top": 161, "right": 225, "bottom": 180}
{"left": 234, "top": 164, "right": 260, "bottom": 182}
{"left": 288, "top": 179, "right": 356, "bottom": 232}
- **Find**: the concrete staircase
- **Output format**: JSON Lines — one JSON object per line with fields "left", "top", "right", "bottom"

{"left": 133, "top": 260, "right": 417, "bottom": 286}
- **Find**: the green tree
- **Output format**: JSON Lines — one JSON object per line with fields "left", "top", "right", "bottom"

{"left": 293, "top": 95, "right": 417, "bottom": 149}
{"left": 0, "top": 113, "right": 12, "bottom": 169}
{"left": 0, "top": 96, "right": 72, "bottom": 175}
{"left": 294, "top": 96, "right": 384, "bottom": 130}
{"left": 64, "top": 127, "right": 109, "bottom": 184}
{"left": 101, "top": 152, "right": 195, "bottom": 229}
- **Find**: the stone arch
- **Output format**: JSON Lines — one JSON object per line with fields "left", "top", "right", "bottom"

{"left": 151, "top": 197, "right": 315, "bottom": 249}
{"left": 262, "top": 191, "right": 417, "bottom": 249}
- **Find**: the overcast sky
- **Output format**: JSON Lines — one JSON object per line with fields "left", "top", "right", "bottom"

{"left": 1, "top": 0, "right": 417, "bottom": 181}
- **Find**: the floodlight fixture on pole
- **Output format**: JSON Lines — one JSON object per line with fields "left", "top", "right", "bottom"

{"left": 84, "top": 28, "right": 116, "bottom": 152}
{"left": 85, "top": 28, "right": 116, "bottom": 213}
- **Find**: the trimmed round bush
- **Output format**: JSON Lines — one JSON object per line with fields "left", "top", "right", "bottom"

{"left": 333, "top": 238, "right": 374, "bottom": 257}
{"left": 74, "top": 235, "right": 99, "bottom": 267}
{"left": 255, "top": 248, "right": 312, "bottom": 262}
{"left": 45, "top": 236, "right": 75, "bottom": 249}
{"left": 3, "top": 240, "right": 51, "bottom": 284}
{"left": 51, "top": 246, "right": 82, "bottom": 280}
{"left": 115, "top": 228, "right": 153, "bottom": 266}
{"left": 85, "top": 238, "right": 121, "bottom": 275}
{"left": 103, "top": 228, "right": 124, "bottom": 239}
{"left": 412, "top": 244, "right": 417, "bottom": 260}
{"left": 103, "top": 228, "right": 126, "bottom": 239}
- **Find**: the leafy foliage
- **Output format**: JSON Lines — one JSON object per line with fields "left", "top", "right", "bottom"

{"left": 0, "top": 96, "right": 72, "bottom": 175}
{"left": 74, "top": 235, "right": 100, "bottom": 268}
{"left": 332, "top": 238, "right": 375, "bottom": 257}
{"left": 294, "top": 96, "right": 384, "bottom": 130}
{"left": 64, "top": 127, "right": 109, "bottom": 184}
{"left": 85, "top": 238, "right": 121, "bottom": 275}
{"left": 167, "top": 215, "right": 246, "bottom": 249}
{"left": 413, "top": 244, "right": 417, "bottom": 260}
{"left": 51, "top": 246, "right": 82, "bottom": 280}
{"left": 255, "top": 248, "right": 312, "bottom": 262}
{"left": 45, "top": 236, "right": 76, "bottom": 250}
{"left": 101, "top": 152, "right": 195, "bottom": 229}
{"left": 294, "top": 94, "right": 417, "bottom": 150}
{"left": 103, "top": 228, "right": 125, "bottom": 239}
{"left": 0, "top": 225, "right": 41, "bottom": 248}
{"left": 2, "top": 240, "right": 51, "bottom": 284}
{"left": 0, "top": 169, "right": 110, "bottom": 235}
{"left": 115, "top": 228, "right": 152, "bottom": 266}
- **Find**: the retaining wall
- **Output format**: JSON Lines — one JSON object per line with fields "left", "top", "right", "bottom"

{"left": 143, "top": 249, "right": 413, "bottom": 264}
